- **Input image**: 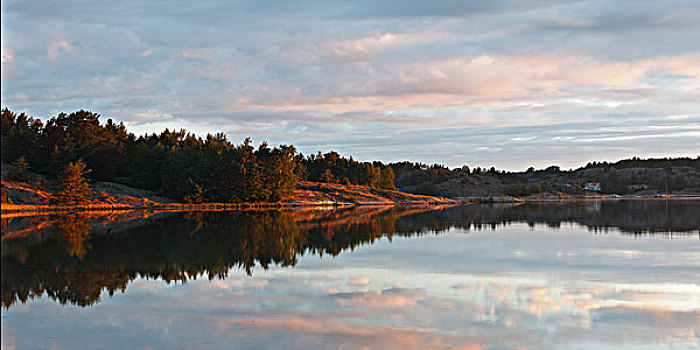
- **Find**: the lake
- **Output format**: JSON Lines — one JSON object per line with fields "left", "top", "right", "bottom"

{"left": 2, "top": 201, "right": 699, "bottom": 350}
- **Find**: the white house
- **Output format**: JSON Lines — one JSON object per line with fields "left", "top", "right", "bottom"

{"left": 583, "top": 182, "right": 601, "bottom": 191}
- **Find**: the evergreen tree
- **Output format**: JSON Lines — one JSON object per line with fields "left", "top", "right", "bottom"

{"left": 10, "top": 156, "right": 30, "bottom": 181}
{"left": 379, "top": 166, "right": 397, "bottom": 190}
{"left": 321, "top": 169, "right": 335, "bottom": 183}
{"left": 1, "top": 189, "right": 10, "bottom": 204}
{"left": 54, "top": 159, "right": 92, "bottom": 204}
{"left": 237, "top": 137, "right": 263, "bottom": 201}
{"left": 183, "top": 179, "right": 206, "bottom": 204}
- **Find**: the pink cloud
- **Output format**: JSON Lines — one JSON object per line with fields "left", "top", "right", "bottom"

{"left": 334, "top": 288, "right": 426, "bottom": 308}
{"left": 328, "top": 31, "right": 449, "bottom": 58}
{"left": 1, "top": 48, "right": 16, "bottom": 81}
{"left": 656, "top": 54, "right": 700, "bottom": 79}
{"left": 391, "top": 54, "right": 654, "bottom": 99}
{"left": 217, "top": 53, "right": 699, "bottom": 116}
{"left": 181, "top": 48, "right": 211, "bottom": 59}
{"left": 47, "top": 40, "right": 73, "bottom": 63}
{"left": 347, "top": 276, "right": 371, "bottom": 287}
{"left": 1, "top": 48, "right": 14, "bottom": 63}
{"left": 212, "top": 315, "right": 485, "bottom": 350}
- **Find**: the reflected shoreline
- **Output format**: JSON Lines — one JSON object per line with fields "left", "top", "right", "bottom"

{"left": 2, "top": 201, "right": 699, "bottom": 309}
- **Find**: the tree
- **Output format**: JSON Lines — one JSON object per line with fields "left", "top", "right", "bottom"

{"left": 379, "top": 166, "right": 397, "bottom": 190}
{"left": 55, "top": 216, "right": 92, "bottom": 259}
{"left": 183, "top": 179, "right": 206, "bottom": 204}
{"left": 321, "top": 169, "right": 335, "bottom": 183}
{"left": 54, "top": 159, "right": 92, "bottom": 204}
{"left": 1, "top": 189, "right": 10, "bottom": 204}
{"left": 1, "top": 109, "right": 42, "bottom": 164}
{"left": 10, "top": 156, "right": 30, "bottom": 181}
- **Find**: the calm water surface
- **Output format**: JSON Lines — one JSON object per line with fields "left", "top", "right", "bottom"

{"left": 2, "top": 201, "right": 699, "bottom": 349}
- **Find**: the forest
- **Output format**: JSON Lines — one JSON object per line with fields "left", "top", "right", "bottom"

{"left": 1, "top": 108, "right": 397, "bottom": 203}
{"left": 2, "top": 108, "right": 699, "bottom": 202}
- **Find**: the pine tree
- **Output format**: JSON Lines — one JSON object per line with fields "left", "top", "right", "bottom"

{"left": 321, "top": 169, "right": 335, "bottom": 183}
{"left": 183, "top": 179, "right": 206, "bottom": 204}
{"left": 54, "top": 159, "right": 92, "bottom": 204}
{"left": 379, "top": 166, "right": 397, "bottom": 190}
{"left": 10, "top": 156, "right": 30, "bottom": 181}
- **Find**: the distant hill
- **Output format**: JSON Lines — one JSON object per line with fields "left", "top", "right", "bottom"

{"left": 390, "top": 157, "right": 700, "bottom": 198}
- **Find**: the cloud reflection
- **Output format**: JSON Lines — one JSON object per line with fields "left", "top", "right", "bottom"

{"left": 3, "top": 223, "right": 699, "bottom": 349}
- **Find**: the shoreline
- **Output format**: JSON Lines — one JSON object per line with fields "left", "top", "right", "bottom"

{"left": 0, "top": 200, "right": 455, "bottom": 215}
{"left": 3, "top": 196, "right": 699, "bottom": 215}
{"left": 523, "top": 195, "right": 700, "bottom": 202}
{"left": 1, "top": 179, "right": 457, "bottom": 214}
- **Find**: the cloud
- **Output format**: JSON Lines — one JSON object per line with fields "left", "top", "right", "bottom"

{"left": 181, "top": 48, "right": 211, "bottom": 59}
{"left": 2, "top": 0, "right": 699, "bottom": 169}
{"left": 3, "top": 220, "right": 699, "bottom": 349}
{"left": 346, "top": 276, "right": 371, "bottom": 286}
{"left": 327, "top": 31, "right": 450, "bottom": 59}
{"left": 212, "top": 315, "right": 485, "bottom": 350}
{"left": 47, "top": 40, "right": 73, "bottom": 63}
{"left": 1, "top": 48, "right": 14, "bottom": 63}
{"left": 381, "top": 54, "right": 656, "bottom": 99}
{"left": 333, "top": 288, "right": 427, "bottom": 308}
{"left": 656, "top": 54, "right": 700, "bottom": 78}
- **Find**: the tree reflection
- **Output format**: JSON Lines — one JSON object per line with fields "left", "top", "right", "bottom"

{"left": 55, "top": 215, "right": 92, "bottom": 259}
{"left": 2, "top": 201, "right": 698, "bottom": 308}
{"left": 1, "top": 207, "right": 447, "bottom": 308}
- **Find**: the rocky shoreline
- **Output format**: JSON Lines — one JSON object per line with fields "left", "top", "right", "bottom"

{"left": 1, "top": 179, "right": 456, "bottom": 213}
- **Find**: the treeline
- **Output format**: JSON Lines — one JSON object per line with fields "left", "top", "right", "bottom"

{"left": 597, "top": 168, "right": 695, "bottom": 194}
{"left": 1, "top": 108, "right": 397, "bottom": 202}
{"left": 388, "top": 162, "right": 509, "bottom": 196}
{"left": 302, "top": 151, "right": 397, "bottom": 190}
{"left": 387, "top": 157, "right": 700, "bottom": 197}
{"left": 584, "top": 157, "right": 700, "bottom": 169}
{"left": 3, "top": 108, "right": 698, "bottom": 201}
{"left": 503, "top": 183, "right": 545, "bottom": 197}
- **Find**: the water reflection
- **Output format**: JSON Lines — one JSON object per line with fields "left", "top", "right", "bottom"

{"left": 1, "top": 202, "right": 698, "bottom": 309}
{"left": 1, "top": 206, "right": 446, "bottom": 308}
{"left": 1, "top": 201, "right": 699, "bottom": 349}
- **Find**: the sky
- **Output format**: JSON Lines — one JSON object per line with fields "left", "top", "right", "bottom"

{"left": 1, "top": 0, "right": 699, "bottom": 170}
